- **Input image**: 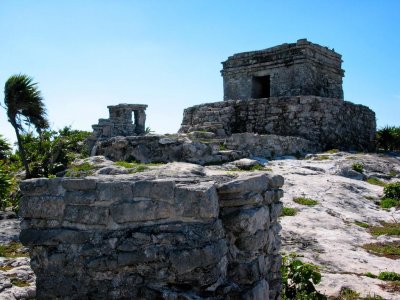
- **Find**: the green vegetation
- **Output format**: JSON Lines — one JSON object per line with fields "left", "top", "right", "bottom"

{"left": 0, "top": 265, "right": 13, "bottom": 271}
{"left": 325, "top": 149, "right": 339, "bottom": 154}
{"left": 366, "top": 177, "right": 386, "bottom": 187}
{"left": 281, "top": 254, "right": 327, "bottom": 300}
{"left": 378, "top": 271, "right": 400, "bottom": 281}
{"left": 219, "top": 144, "right": 226, "bottom": 151}
{"left": 389, "top": 171, "right": 397, "bottom": 177}
{"left": 364, "top": 272, "right": 377, "bottom": 278}
{"left": 376, "top": 125, "right": 400, "bottom": 152}
{"left": 362, "top": 241, "right": 400, "bottom": 259}
{"left": 4, "top": 74, "right": 49, "bottom": 178}
{"left": 362, "top": 295, "right": 385, "bottom": 300}
{"left": 354, "top": 221, "right": 370, "bottom": 228}
{"left": 282, "top": 207, "right": 298, "bottom": 216}
{"left": 369, "top": 222, "right": 400, "bottom": 236}
{"left": 10, "top": 277, "right": 30, "bottom": 287}
{"left": 293, "top": 197, "right": 319, "bottom": 206}
{"left": 65, "top": 162, "right": 94, "bottom": 177}
{"left": 351, "top": 162, "right": 364, "bottom": 173}
{"left": 335, "top": 287, "right": 359, "bottom": 300}
{"left": 315, "top": 155, "right": 330, "bottom": 161}
{"left": 0, "top": 242, "right": 28, "bottom": 258}
{"left": 379, "top": 182, "right": 400, "bottom": 208}
{"left": 383, "top": 182, "right": 400, "bottom": 199}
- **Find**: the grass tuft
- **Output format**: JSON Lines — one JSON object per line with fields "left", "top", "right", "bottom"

{"left": 366, "top": 177, "right": 386, "bottom": 187}
{"left": 335, "top": 287, "right": 359, "bottom": 300}
{"left": 10, "top": 277, "right": 30, "bottom": 287}
{"left": 369, "top": 222, "right": 400, "bottom": 236}
{"left": 354, "top": 221, "right": 370, "bottom": 228}
{"left": 325, "top": 149, "right": 339, "bottom": 154}
{"left": 352, "top": 162, "right": 364, "bottom": 173}
{"left": 380, "top": 198, "right": 400, "bottom": 209}
{"left": 362, "top": 241, "right": 400, "bottom": 259}
{"left": 293, "top": 197, "right": 319, "bottom": 206}
{"left": 315, "top": 155, "right": 330, "bottom": 161}
{"left": 281, "top": 207, "right": 298, "bottom": 216}
{"left": 378, "top": 271, "right": 400, "bottom": 281}
{"left": 0, "top": 242, "right": 28, "bottom": 258}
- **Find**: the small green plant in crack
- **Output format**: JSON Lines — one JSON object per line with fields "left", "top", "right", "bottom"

{"left": 369, "top": 222, "right": 400, "bottom": 236}
{"left": 281, "top": 207, "right": 298, "bottom": 217}
{"left": 362, "top": 241, "right": 400, "bottom": 259}
{"left": 378, "top": 271, "right": 400, "bottom": 281}
{"left": 0, "top": 242, "right": 28, "bottom": 258}
{"left": 10, "top": 277, "right": 30, "bottom": 287}
{"left": 335, "top": 287, "right": 359, "bottom": 300}
{"left": 219, "top": 144, "right": 226, "bottom": 151}
{"left": 364, "top": 272, "right": 377, "bottom": 278}
{"left": 293, "top": 197, "right": 319, "bottom": 206}
{"left": 351, "top": 162, "right": 364, "bottom": 173}
{"left": 380, "top": 198, "right": 400, "bottom": 209}
{"left": 354, "top": 221, "right": 370, "bottom": 228}
{"left": 366, "top": 177, "right": 386, "bottom": 187}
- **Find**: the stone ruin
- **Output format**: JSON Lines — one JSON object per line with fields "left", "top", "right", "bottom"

{"left": 19, "top": 170, "right": 284, "bottom": 299}
{"left": 18, "top": 39, "right": 378, "bottom": 299}
{"left": 180, "top": 39, "right": 376, "bottom": 152}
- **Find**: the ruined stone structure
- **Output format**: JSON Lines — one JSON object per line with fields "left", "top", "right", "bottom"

{"left": 222, "top": 39, "right": 344, "bottom": 100}
{"left": 180, "top": 96, "right": 376, "bottom": 151}
{"left": 19, "top": 170, "right": 284, "bottom": 299}
{"left": 91, "top": 104, "right": 147, "bottom": 139}
{"left": 180, "top": 39, "right": 376, "bottom": 151}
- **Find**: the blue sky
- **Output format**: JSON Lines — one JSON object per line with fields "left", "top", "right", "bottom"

{"left": 1, "top": 1, "right": 399, "bottom": 143}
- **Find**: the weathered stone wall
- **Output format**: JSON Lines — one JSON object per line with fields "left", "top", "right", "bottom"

{"left": 222, "top": 39, "right": 344, "bottom": 100}
{"left": 19, "top": 171, "right": 284, "bottom": 299}
{"left": 179, "top": 96, "right": 376, "bottom": 151}
{"left": 93, "top": 133, "right": 316, "bottom": 164}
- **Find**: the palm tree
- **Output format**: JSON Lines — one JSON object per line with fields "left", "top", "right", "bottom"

{"left": 4, "top": 74, "right": 49, "bottom": 178}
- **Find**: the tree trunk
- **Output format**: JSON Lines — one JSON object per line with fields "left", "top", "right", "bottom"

{"left": 12, "top": 122, "right": 31, "bottom": 179}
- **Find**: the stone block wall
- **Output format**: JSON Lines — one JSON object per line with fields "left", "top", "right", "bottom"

{"left": 19, "top": 172, "right": 284, "bottom": 299}
{"left": 179, "top": 96, "right": 376, "bottom": 151}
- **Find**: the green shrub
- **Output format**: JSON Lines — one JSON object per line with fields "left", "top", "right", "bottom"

{"left": 352, "top": 162, "right": 364, "bottom": 173}
{"left": 293, "top": 197, "right": 319, "bottom": 206}
{"left": 378, "top": 271, "right": 400, "bottom": 281}
{"left": 383, "top": 182, "right": 400, "bottom": 200}
{"left": 380, "top": 198, "right": 400, "bottom": 209}
{"left": 376, "top": 125, "right": 400, "bottom": 151}
{"left": 282, "top": 207, "right": 298, "bottom": 217}
{"left": 281, "top": 254, "right": 327, "bottom": 300}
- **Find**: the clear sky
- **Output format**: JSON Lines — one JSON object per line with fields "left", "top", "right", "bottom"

{"left": 1, "top": 0, "right": 399, "bottom": 144}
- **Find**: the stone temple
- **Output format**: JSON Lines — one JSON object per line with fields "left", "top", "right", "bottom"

{"left": 222, "top": 39, "right": 344, "bottom": 100}
{"left": 180, "top": 39, "right": 376, "bottom": 151}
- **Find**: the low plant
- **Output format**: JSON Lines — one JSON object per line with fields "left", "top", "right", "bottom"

{"left": 369, "top": 222, "right": 400, "bottom": 236}
{"left": 389, "top": 171, "right": 397, "bottom": 177}
{"left": 383, "top": 182, "right": 400, "bottom": 200}
{"left": 378, "top": 271, "right": 400, "bottom": 281}
{"left": 352, "top": 162, "right": 364, "bottom": 173}
{"left": 65, "top": 162, "right": 94, "bottom": 177}
{"left": 362, "top": 294, "right": 385, "bottom": 300}
{"left": 325, "top": 149, "right": 339, "bottom": 154}
{"left": 315, "top": 155, "right": 330, "bottom": 161}
{"left": 380, "top": 198, "right": 400, "bottom": 209}
{"left": 10, "top": 277, "right": 30, "bottom": 287}
{"left": 364, "top": 272, "right": 377, "bottom": 278}
{"left": 354, "top": 221, "right": 370, "bottom": 228}
{"left": 219, "top": 144, "right": 226, "bottom": 151}
{"left": 335, "top": 287, "right": 359, "bottom": 300}
{"left": 293, "top": 197, "right": 319, "bottom": 206}
{"left": 363, "top": 241, "right": 400, "bottom": 259}
{"left": 282, "top": 207, "right": 298, "bottom": 217}
{"left": 366, "top": 177, "right": 386, "bottom": 187}
{"left": 281, "top": 254, "right": 327, "bottom": 300}
{"left": 0, "top": 242, "right": 28, "bottom": 258}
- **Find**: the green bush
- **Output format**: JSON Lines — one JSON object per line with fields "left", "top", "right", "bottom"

{"left": 383, "top": 182, "right": 400, "bottom": 200}
{"left": 378, "top": 271, "right": 400, "bottom": 281}
{"left": 380, "top": 198, "right": 400, "bottom": 209}
{"left": 376, "top": 126, "right": 400, "bottom": 151}
{"left": 352, "top": 162, "right": 364, "bottom": 173}
{"left": 281, "top": 254, "right": 327, "bottom": 300}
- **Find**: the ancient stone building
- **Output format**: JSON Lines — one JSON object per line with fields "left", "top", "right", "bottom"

{"left": 180, "top": 39, "right": 376, "bottom": 151}
{"left": 91, "top": 103, "right": 147, "bottom": 139}
{"left": 222, "top": 39, "right": 344, "bottom": 100}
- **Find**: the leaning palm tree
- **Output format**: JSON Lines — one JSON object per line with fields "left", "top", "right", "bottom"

{"left": 4, "top": 74, "right": 49, "bottom": 178}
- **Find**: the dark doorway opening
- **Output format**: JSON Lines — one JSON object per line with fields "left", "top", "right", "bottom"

{"left": 251, "top": 75, "right": 270, "bottom": 98}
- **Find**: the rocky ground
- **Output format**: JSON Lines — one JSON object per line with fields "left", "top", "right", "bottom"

{"left": 268, "top": 152, "right": 400, "bottom": 299}
{"left": 0, "top": 152, "right": 399, "bottom": 299}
